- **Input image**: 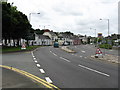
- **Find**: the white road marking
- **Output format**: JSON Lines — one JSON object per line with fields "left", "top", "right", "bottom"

{"left": 81, "top": 51, "right": 86, "bottom": 53}
{"left": 72, "top": 54, "right": 74, "bottom": 55}
{"left": 45, "top": 77, "right": 53, "bottom": 83}
{"left": 84, "top": 57, "right": 87, "bottom": 59}
{"left": 36, "top": 64, "right": 41, "bottom": 67}
{"left": 78, "top": 64, "right": 110, "bottom": 77}
{"left": 33, "top": 56, "right": 35, "bottom": 58}
{"left": 39, "top": 69, "right": 45, "bottom": 74}
{"left": 31, "top": 51, "right": 34, "bottom": 56}
{"left": 50, "top": 51, "right": 52, "bottom": 53}
{"left": 53, "top": 53, "right": 57, "bottom": 56}
{"left": 34, "top": 60, "right": 38, "bottom": 63}
{"left": 80, "top": 56, "right": 83, "bottom": 58}
{"left": 33, "top": 58, "right": 36, "bottom": 60}
{"left": 60, "top": 57, "right": 71, "bottom": 62}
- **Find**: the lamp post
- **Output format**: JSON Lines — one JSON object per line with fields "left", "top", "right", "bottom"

{"left": 90, "top": 28, "right": 96, "bottom": 37}
{"left": 29, "top": 13, "right": 40, "bottom": 23}
{"left": 100, "top": 18, "right": 110, "bottom": 36}
{"left": 90, "top": 28, "right": 97, "bottom": 46}
{"left": 39, "top": 25, "right": 50, "bottom": 29}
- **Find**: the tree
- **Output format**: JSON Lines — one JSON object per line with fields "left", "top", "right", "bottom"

{"left": 2, "top": 2, "right": 32, "bottom": 46}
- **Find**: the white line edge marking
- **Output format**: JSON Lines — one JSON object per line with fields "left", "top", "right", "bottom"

{"left": 60, "top": 57, "right": 71, "bottom": 62}
{"left": 78, "top": 64, "right": 110, "bottom": 77}
{"left": 33, "top": 56, "right": 35, "bottom": 58}
{"left": 45, "top": 77, "right": 53, "bottom": 83}
{"left": 36, "top": 64, "right": 41, "bottom": 67}
{"left": 34, "top": 60, "right": 38, "bottom": 63}
{"left": 39, "top": 69, "right": 45, "bottom": 74}
{"left": 33, "top": 58, "right": 36, "bottom": 60}
{"left": 80, "top": 56, "right": 82, "bottom": 57}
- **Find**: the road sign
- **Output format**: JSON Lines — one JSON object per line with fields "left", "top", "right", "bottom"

{"left": 95, "top": 48, "right": 102, "bottom": 58}
{"left": 21, "top": 44, "right": 26, "bottom": 50}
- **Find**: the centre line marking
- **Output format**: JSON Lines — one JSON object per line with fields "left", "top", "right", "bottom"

{"left": 37, "top": 64, "right": 41, "bottom": 67}
{"left": 81, "top": 51, "right": 86, "bottom": 53}
{"left": 78, "top": 64, "right": 110, "bottom": 77}
{"left": 80, "top": 56, "right": 82, "bottom": 58}
{"left": 45, "top": 77, "right": 53, "bottom": 83}
{"left": 39, "top": 69, "right": 45, "bottom": 74}
{"left": 53, "top": 53, "right": 57, "bottom": 56}
{"left": 60, "top": 57, "right": 71, "bottom": 62}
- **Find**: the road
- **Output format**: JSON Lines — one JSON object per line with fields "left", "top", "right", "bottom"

{"left": 2, "top": 45, "right": 119, "bottom": 88}
{"left": 33, "top": 45, "right": 118, "bottom": 88}
{"left": 2, "top": 67, "right": 42, "bottom": 88}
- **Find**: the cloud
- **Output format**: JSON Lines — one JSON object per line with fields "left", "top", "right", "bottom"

{"left": 7, "top": 0, "right": 118, "bottom": 36}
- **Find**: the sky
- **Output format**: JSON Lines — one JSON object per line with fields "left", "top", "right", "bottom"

{"left": 8, "top": 0, "right": 119, "bottom": 37}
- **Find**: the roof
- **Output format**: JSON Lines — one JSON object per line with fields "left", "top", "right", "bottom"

{"left": 38, "top": 35, "right": 51, "bottom": 39}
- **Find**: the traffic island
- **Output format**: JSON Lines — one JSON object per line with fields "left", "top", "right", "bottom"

{"left": 91, "top": 54, "right": 119, "bottom": 64}
{"left": 61, "top": 46, "right": 76, "bottom": 53}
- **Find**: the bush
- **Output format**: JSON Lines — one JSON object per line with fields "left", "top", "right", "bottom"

{"left": 99, "top": 44, "right": 112, "bottom": 49}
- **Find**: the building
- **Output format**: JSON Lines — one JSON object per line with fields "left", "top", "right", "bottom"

{"left": 30, "top": 34, "right": 52, "bottom": 46}
{"left": 43, "top": 30, "right": 58, "bottom": 42}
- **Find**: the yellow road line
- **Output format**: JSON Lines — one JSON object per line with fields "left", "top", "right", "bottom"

{"left": 0, "top": 65, "right": 61, "bottom": 90}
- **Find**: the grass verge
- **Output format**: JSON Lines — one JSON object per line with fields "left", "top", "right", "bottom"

{"left": 2, "top": 46, "right": 41, "bottom": 53}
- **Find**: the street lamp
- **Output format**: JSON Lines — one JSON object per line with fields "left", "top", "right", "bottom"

{"left": 90, "top": 28, "right": 96, "bottom": 37}
{"left": 39, "top": 25, "right": 50, "bottom": 29}
{"left": 29, "top": 13, "right": 40, "bottom": 23}
{"left": 100, "top": 18, "right": 110, "bottom": 36}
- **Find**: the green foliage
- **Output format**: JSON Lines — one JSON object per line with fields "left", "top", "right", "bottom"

{"left": 99, "top": 44, "right": 112, "bottom": 49}
{"left": 35, "top": 29, "right": 44, "bottom": 35}
{"left": 2, "top": 2, "right": 33, "bottom": 46}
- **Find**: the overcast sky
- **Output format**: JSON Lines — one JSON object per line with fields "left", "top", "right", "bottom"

{"left": 8, "top": 0, "right": 119, "bottom": 37}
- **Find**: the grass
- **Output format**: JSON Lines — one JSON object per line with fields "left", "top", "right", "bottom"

{"left": 99, "top": 44, "right": 112, "bottom": 49}
{"left": 2, "top": 46, "right": 41, "bottom": 53}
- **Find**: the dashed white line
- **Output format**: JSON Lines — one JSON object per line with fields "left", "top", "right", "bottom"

{"left": 72, "top": 54, "right": 74, "bottom": 55}
{"left": 81, "top": 51, "right": 86, "bottom": 53}
{"left": 80, "top": 56, "right": 83, "bottom": 58}
{"left": 84, "top": 57, "right": 87, "bottom": 59}
{"left": 33, "top": 57, "right": 36, "bottom": 60}
{"left": 36, "top": 64, "right": 41, "bottom": 67}
{"left": 33, "top": 56, "right": 35, "bottom": 58}
{"left": 39, "top": 69, "right": 45, "bottom": 74}
{"left": 60, "top": 57, "right": 71, "bottom": 62}
{"left": 53, "top": 53, "right": 57, "bottom": 56}
{"left": 34, "top": 60, "right": 38, "bottom": 63}
{"left": 45, "top": 77, "right": 53, "bottom": 83}
{"left": 78, "top": 64, "right": 110, "bottom": 77}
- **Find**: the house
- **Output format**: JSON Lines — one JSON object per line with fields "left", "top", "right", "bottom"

{"left": 70, "top": 35, "right": 82, "bottom": 45}
{"left": 58, "top": 33, "right": 73, "bottom": 45}
{"left": 43, "top": 30, "right": 58, "bottom": 42}
{"left": 29, "top": 34, "right": 52, "bottom": 46}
